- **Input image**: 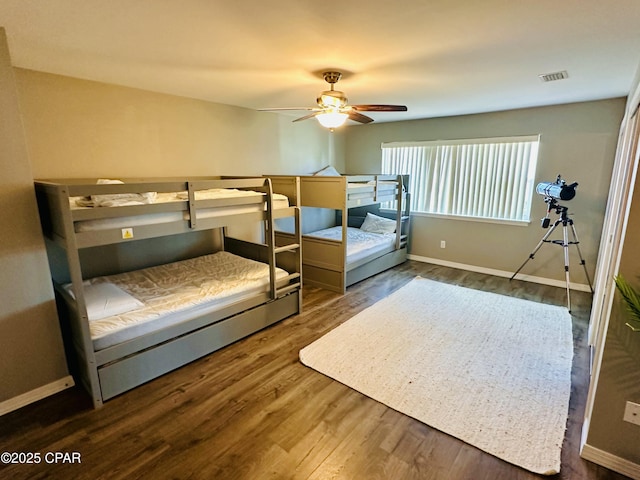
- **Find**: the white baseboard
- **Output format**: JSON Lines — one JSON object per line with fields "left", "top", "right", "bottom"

{"left": 581, "top": 443, "right": 640, "bottom": 479}
{"left": 407, "top": 254, "right": 593, "bottom": 293}
{"left": 0, "top": 376, "right": 74, "bottom": 417}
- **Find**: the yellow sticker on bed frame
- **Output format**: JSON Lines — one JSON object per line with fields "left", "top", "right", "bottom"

{"left": 121, "top": 227, "right": 134, "bottom": 239}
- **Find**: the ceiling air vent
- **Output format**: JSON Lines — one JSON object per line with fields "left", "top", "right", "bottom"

{"left": 538, "top": 71, "right": 569, "bottom": 82}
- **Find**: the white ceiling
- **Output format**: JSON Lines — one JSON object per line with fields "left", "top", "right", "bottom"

{"left": 2, "top": 0, "right": 640, "bottom": 124}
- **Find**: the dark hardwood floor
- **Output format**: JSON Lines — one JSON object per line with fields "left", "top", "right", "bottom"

{"left": 0, "top": 260, "right": 631, "bottom": 480}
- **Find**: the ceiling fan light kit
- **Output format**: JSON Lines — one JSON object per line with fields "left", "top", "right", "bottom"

{"left": 259, "top": 71, "right": 407, "bottom": 129}
{"left": 316, "top": 111, "right": 349, "bottom": 128}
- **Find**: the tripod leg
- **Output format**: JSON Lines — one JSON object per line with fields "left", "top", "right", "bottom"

{"left": 569, "top": 222, "right": 594, "bottom": 293}
{"left": 562, "top": 224, "right": 572, "bottom": 313}
{"left": 510, "top": 221, "right": 560, "bottom": 281}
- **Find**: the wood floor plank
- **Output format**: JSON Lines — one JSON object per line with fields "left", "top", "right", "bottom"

{"left": 0, "top": 260, "right": 632, "bottom": 480}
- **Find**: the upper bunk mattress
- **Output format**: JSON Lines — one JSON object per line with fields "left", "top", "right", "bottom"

{"left": 68, "top": 251, "right": 289, "bottom": 350}
{"left": 347, "top": 180, "right": 398, "bottom": 193}
{"left": 70, "top": 188, "right": 289, "bottom": 232}
{"left": 304, "top": 226, "right": 396, "bottom": 264}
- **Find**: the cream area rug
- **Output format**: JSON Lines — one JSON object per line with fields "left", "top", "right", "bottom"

{"left": 299, "top": 277, "right": 573, "bottom": 475}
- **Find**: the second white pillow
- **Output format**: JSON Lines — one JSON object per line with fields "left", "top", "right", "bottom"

{"left": 360, "top": 212, "right": 396, "bottom": 234}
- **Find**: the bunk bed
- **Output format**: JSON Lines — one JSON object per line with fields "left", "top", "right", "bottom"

{"left": 34, "top": 177, "right": 301, "bottom": 408}
{"left": 268, "top": 174, "right": 409, "bottom": 293}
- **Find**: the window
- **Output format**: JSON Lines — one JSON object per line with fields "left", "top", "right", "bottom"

{"left": 381, "top": 135, "right": 540, "bottom": 224}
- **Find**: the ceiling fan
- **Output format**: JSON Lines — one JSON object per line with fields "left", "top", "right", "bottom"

{"left": 259, "top": 71, "right": 407, "bottom": 129}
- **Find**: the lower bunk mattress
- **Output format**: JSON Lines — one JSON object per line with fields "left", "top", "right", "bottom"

{"left": 304, "top": 226, "right": 396, "bottom": 264}
{"left": 64, "top": 251, "right": 289, "bottom": 351}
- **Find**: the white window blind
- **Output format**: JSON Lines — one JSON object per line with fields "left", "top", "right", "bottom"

{"left": 381, "top": 135, "right": 540, "bottom": 223}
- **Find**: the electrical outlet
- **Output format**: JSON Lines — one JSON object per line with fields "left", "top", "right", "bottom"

{"left": 623, "top": 401, "right": 640, "bottom": 426}
{"left": 440, "top": 240, "right": 446, "bottom": 249}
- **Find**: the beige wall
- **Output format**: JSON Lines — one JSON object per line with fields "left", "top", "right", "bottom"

{"left": 15, "top": 69, "right": 333, "bottom": 179}
{"left": 0, "top": 30, "right": 70, "bottom": 405}
{"left": 341, "top": 100, "right": 626, "bottom": 285}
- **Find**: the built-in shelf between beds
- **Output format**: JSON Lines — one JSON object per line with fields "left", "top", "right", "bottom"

{"left": 268, "top": 174, "right": 409, "bottom": 293}
{"left": 34, "top": 176, "right": 301, "bottom": 408}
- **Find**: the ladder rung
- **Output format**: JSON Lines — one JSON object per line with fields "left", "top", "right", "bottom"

{"left": 274, "top": 243, "right": 300, "bottom": 254}
{"left": 276, "top": 282, "right": 301, "bottom": 297}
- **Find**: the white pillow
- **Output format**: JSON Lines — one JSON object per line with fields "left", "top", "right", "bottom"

{"left": 65, "top": 282, "right": 144, "bottom": 321}
{"left": 313, "top": 165, "right": 341, "bottom": 176}
{"left": 360, "top": 212, "right": 397, "bottom": 234}
{"left": 89, "top": 179, "right": 157, "bottom": 207}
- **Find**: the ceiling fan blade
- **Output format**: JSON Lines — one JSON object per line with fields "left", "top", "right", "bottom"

{"left": 258, "top": 107, "right": 319, "bottom": 112}
{"left": 293, "top": 111, "right": 321, "bottom": 122}
{"left": 351, "top": 104, "right": 408, "bottom": 112}
{"left": 348, "top": 111, "right": 374, "bottom": 124}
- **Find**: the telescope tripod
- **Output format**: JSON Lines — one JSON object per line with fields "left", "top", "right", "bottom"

{"left": 510, "top": 204, "right": 593, "bottom": 313}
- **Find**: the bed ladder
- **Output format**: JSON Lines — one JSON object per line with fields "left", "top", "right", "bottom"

{"left": 265, "top": 179, "right": 302, "bottom": 301}
{"left": 394, "top": 175, "right": 410, "bottom": 250}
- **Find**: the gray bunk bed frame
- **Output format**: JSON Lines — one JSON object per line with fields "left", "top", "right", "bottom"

{"left": 269, "top": 174, "right": 409, "bottom": 293}
{"left": 34, "top": 176, "right": 301, "bottom": 408}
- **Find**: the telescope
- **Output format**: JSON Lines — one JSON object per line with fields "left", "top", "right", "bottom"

{"left": 536, "top": 175, "right": 578, "bottom": 201}
{"left": 512, "top": 173, "right": 593, "bottom": 312}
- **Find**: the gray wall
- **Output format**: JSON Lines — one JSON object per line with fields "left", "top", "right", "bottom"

{"left": 0, "top": 29, "right": 70, "bottom": 407}
{"left": 341, "top": 99, "right": 626, "bottom": 286}
{"left": 15, "top": 69, "right": 333, "bottom": 179}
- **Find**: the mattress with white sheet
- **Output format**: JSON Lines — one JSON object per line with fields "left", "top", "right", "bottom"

{"left": 66, "top": 251, "right": 289, "bottom": 350}
{"left": 304, "top": 226, "right": 396, "bottom": 264}
{"left": 70, "top": 188, "right": 289, "bottom": 232}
